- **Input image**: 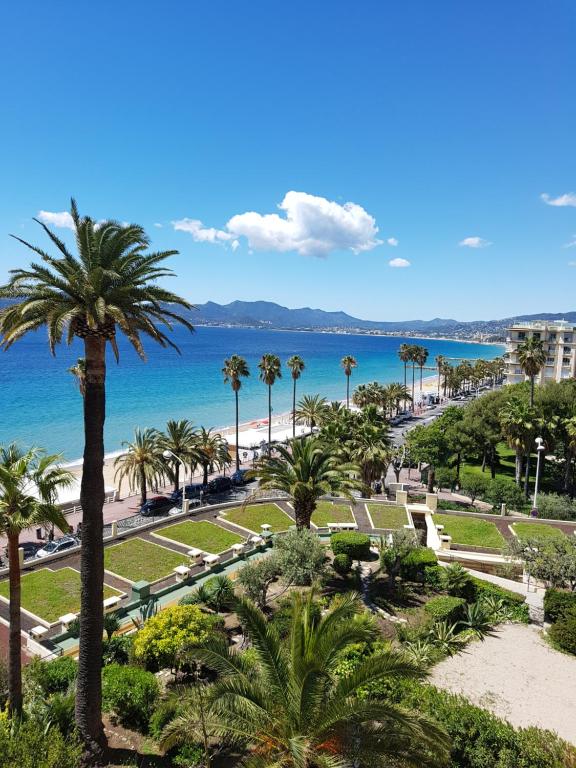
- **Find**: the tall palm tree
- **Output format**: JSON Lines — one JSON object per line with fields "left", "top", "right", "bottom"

{"left": 408, "top": 345, "right": 419, "bottom": 409}
{"left": 0, "top": 201, "right": 193, "bottom": 760}
{"left": 341, "top": 354, "right": 357, "bottom": 409}
{"left": 295, "top": 393, "right": 329, "bottom": 430}
{"left": 0, "top": 445, "right": 72, "bottom": 715}
{"left": 517, "top": 337, "right": 547, "bottom": 406}
{"left": 386, "top": 382, "right": 411, "bottom": 415}
{"left": 500, "top": 399, "right": 538, "bottom": 489}
{"left": 114, "top": 428, "right": 164, "bottom": 504}
{"left": 162, "top": 591, "right": 449, "bottom": 767}
{"left": 157, "top": 419, "right": 200, "bottom": 493}
{"left": 222, "top": 356, "right": 250, "bottom": 470}
{"left": 398, "top": 343, "right": 412, "bottom": 411}
{"left": 286, "top": 355, "right": 305, "bottom": 438}
{"left": 349, "top": 417, "right": 392, "bottom": 497}
{"left": 435, "top": 355, "right": 444, "bottom": 399}
{"left": 196, "top": 427, "right": 231, "bottom": 485}
{"left": 252, "top": 436, "right": 360, "bottom": 528}
{"left": 68, "top": 357, "right": 86, "bottom": 397}
{"left": 258, "top": 354, "right": 282, "bottom": 450}
{"left": 415, "top": 346, "right": 429, "bottom": 392}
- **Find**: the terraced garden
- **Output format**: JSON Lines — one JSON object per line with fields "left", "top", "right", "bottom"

{"left": 104, "top": 538, "right": 188, "bottom": 583}
{"left": 155, "top": 520, "right": 244, "bottom": 553}
{"left": 311, "top": 501, "right": 355, "bottom": 527}
{"left": 511, "top": 522, "right": 566, "bottom": 542}
{"left": 220, "top": 503, "right": 294, "bottom": 533}
{"left": 434, "top": 513, "right": 505, "bottom": 549}
{"left": 367, "top": 504, "right": 409, "bottom": 529}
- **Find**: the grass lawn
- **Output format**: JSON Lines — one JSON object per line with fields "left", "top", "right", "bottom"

{"left": 155, "top": 520, "right": 243, "bottom": 553}
{"left": 311, "top": 501, "right": 355, "bottom": 527}
{"left": 434, "top": 513, "right": 505, "bottom": 549}
{"left": 367, "top": 504, "right": 408, "bottom": 529}
{"left": 512, "top": 522, "right": 566, "bottom": 542}
{"left": 221, "top": 503, "right": 293, "bottom": 533}
{"left": 104, "top": 537, "right": 188, "bottom": 583}
{"left": 0, "top": 568, "right": 121, "bottom": 624}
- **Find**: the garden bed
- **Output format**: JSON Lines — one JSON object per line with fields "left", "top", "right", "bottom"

{"left": 104, "top": 538, "right": 188, "bottom": 584}
{"left": 367, "top": 504, "right": 409, "bottom": 529}
{"left": 511, "top": 522, "right": 566, "bottom": 542}
{"left": 154, "top": 520, "right": 244, "bottom": 553}
{"left": 434, "top": 513, "right": 505, "bottom": 549}
{"left": 220, "top": 503, "right": 294, "bottom": 533}
{"left": 311, "top": 501, "right": 355, "bottom": 527}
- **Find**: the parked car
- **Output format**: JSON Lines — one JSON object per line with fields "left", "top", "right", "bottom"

{"left": 169, "top": 483, "right": 206, "bottom": 502}
{"left": 206, "top": 476, "right": 233, "bottom": 494}
{"left": 231, "top": 469, "right": 251, "bottom": 486}
{"left": 35, "top": 535, "right": 78, "bottom": 559}
{"left": 139, "top": 495, "right": 173, "bottom": 517}
{"left": 4, "top": 541, "right": 43, "bottom": 561}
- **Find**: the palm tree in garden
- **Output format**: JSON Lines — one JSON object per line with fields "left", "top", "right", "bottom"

{"left": 0, "top": 444, "right": 72, "bottom": 715}
{"left": 500, "top": 399, "right": 538, "bottom": 490}
{"left": 157, "top": 419, "right": 201, "bottom": 492}
{"left": 517, "top": 337, "right": 547, "bottom": 406}
{"left": 349, "top": 417, "right": 392, "bottom": 497}
{"left": 341, "top": 354, "right": 357, "bottom": 408}
{"left": 286, "top": 354, "right": 305, "bottom": 438}
{"left": 114, "top": 428, "right": 164, "bottom": 504}
{"left": 68, "top": 357, "right": 86, "bottom": 397}
{"left": 415, "top": 345, "right": 429, "bottom": 392}
{"left": 0, "top": 201, "right": 193, "bottom": 761}
{"left": 295, "top": 393, "right": 329, "bottom": 429}
{"left": 222, "top": 355, "right": 250, "bottom": 470}
{"left": 398, "top": 343, "right": 412, "bottom": 411}
{"left": 196, "top": 427, "right": 231, "bottom": 485}
{"left": 162, "top": 591, "right": 449, "bottom": 767}
{"left": 252, "top": 436, "right": 360, "bottom": 528}
{"left": 258, "top": 353, "right": 282, "bottom": 450}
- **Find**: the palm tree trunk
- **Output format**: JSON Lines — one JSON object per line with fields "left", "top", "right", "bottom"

{"left": 411, "top": 364, "right": 415, "bottom": 410}
{"left": 235, "top": 388, "right": 240, "bottom": 471}
{"left": 292, "top": 377, "right": 296, "bottom": 439}
{"left": 76, "top": 335, "right": 107, "bottom": 762}
{"left": 202, "top": 463, "right": 209, "bottom": 485}
{"left": 515, "top": 448, "right": 522, "bottom": 486}
{"left": 403, "top": 362, "right": 407, "bottom": 410}
{"left": 524, "top": 453, "right": 531, "bottom": 498}
{"left": 346, "top": 374, "right": 350, "bottom": 409}
{"left": 530, "top": 376, "right": 535, "bottom": 407}
{"left": 268, "top": 384, "right": 272, "bottom": 452}
{"left": 140, "top": 465, "right": 147, "bottom": 505}
{"left": 173, "top": 461, "right": 180, "bottom": 494}
{"left": 7, "top": 533, "right": 22, "bottom": 716}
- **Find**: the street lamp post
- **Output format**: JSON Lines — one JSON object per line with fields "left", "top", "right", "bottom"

{"left": 531, "top": 437, "right": 545, "bottom": 517}
{"left": 163, "top": 449, "right": 189, "bottom": 514}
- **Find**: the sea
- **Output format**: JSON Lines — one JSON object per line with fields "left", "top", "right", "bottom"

{"left": 0, "top": 326, "right": 504, "bottom": 462}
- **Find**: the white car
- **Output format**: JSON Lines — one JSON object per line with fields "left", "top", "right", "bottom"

{"left": 35, "top": 535, "right": 78, "bottom": 559}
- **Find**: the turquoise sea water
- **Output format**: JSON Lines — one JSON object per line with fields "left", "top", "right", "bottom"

{"left": 0, "top": 326, "right": 503, "bottom": 461}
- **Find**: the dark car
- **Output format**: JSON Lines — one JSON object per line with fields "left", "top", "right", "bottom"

{"left": 169, "top": 483, "right": 206, "bottom": 502}
{"left": 4, "top": 541, "right": 42, "bottom": 562}
{"left": 206, "top": 476, "right": 233, "bottom": 494}
{"left": 139, "top": 495, "right": 173, "bottom": 517}
{"left": 231, "top": 469, "right": 250, "bottom": 486}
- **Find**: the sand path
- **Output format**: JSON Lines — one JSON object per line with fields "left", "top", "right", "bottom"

{"left": 430, "top": 623, "right": 576, "bottom": 744}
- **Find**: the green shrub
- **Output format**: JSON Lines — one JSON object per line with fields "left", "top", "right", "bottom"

{"left": 460, "top": 473, "right": 489, "bottom": 503}
{"left": 271, "top": 595, "right": 321, "bottom": 638}
{"left": 536, "top": 493, "right": 576, "bottom": 521}
{"left": 549, "top": 608, "right": 576, "bottom": 655}
{"left": 470, "top": 577, "right": 529, "bottom": 622}
{"left": 424, "top": 595, "right": 466, "bottom": 624}
{"left": 330, "top": 531, "right": 371, "bottom": 561}
{"left": 423, "top": 564, "right": 446, "bottom": 590}
{"left": 173, "top": 744, "right": 205, "bottom": 767}
{"left": 443, "top": 562, "right": 475, "bottom": 599}
{"left": 149, "top": 697, "right": 179, "bottom": 740}
{"left": 0, "top": 720, "right": 81, "bottom": 768}
{"left": 544, "top": 588, "right": 576, "bottom": 623}
{"left": 485, "top": 477, "right": 527, "bottom": 512}
{"left": 275, "top": 528, "right": 328, "bottom": 585}
{"left": 102, "top": 664, "right": 160, "bottom": 732}
{"left": 399, "top": 547, "right": 437, "bottom": 582}
{"left": 102, "top": 635, "right": 133, "bottom": 666}
{"left": 332, "top": 553, "right": 352, "bottom": 575}
{"left": 25, "top": 656, "right": 78, "bottom": 695}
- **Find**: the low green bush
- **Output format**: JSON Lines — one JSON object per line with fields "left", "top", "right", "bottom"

{"left": 102, "top": 664, "right": 160, "bottom": 732}
{"left": 544, "top": 588, "right": 576, "bottom": 623}
{"left": 149, "top": 697, "right": 179, "bottom": 740}
{"left": 0, "top": 720, "right": 81, "bottom": 768}
{"left": 332, "top": 553, "right": 352, "bottom": 575}
{"left": 330, "top": 531, "right": 371, "bottom": 561}
{"left": 469, "top": 577, "right": 529, "bottom": 622}
{"left": 535, "top": 493, "right": 576, "bottom": 521}
{"left": 271, "top": 595, "right": 322, "bottom": 639}
{"left": 25, "top": 656, "right": 78, "bottom": 695}
{"left": 173, "top": 744, "right": 205, "bottom": 767}
{"left": 102, "top": 635, "right": 133, "bottom": 666}
{"left": 549, "top": 609, "right": 576, "bottom": 655}
{"left": 424, "top": 595, "right": 466, "bottom": 624}
{"left": 399, "top": 547, "right": 437, "bottom": 582}
{"left": 484, "top": 477, "right": 527, "bottom": 512}
{"left": 423, "top": 564, "right": 446, "bottom": 590}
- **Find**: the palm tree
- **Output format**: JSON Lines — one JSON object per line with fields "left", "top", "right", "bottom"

{"left": 157, "top": 419, "right": 200, "bottom": 493}
{"left": 435, "top": 355, "right": 444, "bottom": 399}
{"left": 295, "top": 393, "right": 329, "bottom": 430}
{"left": 258, "top": 353, "right": 282, "bottom": 450}
{"left": 341, "top": 354, "right": 357, "bottom": 409}
{"left": 500, "top": 399, "right": 538, "bottom": 489}
{"left": 114, "top": 428, "right": 164, "bottom": 504}
{"left": 0, "top": 201, "right": 193, "bottom": 760}
{"left": 408, "top": 345, "right": 419, "bottom": 409}
{"left": 68, "top": 357, "right": 86, "bottom": 397}
{"left": 349, "top": 416, "right": 391, "bottom": 497}
{"left": 0, "top": 445, "right": 72, "bottom": 715}
{"left": 252, "top": 436, "right": 360, "bottom": 528}
{"left": 162, "top": 591, "right": 449, "bottom": 767}
{"left": 222, "top": 356, "right": 250, "bottom": 470}
{"left": 517, "top": 337, "right": 547, "bottom": 406}
{"left": 286, "top": 355, "right": 305, "bottom": 438}
{"left": 415, "top": 346, "right": 429, "bottom": 392}
{"left": 196, "top": 427, "right": 231, "bottom": 485}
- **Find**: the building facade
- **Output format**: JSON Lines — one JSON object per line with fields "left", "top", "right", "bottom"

{"left": 506, "top": 320, "right": 576, "bottom": 384}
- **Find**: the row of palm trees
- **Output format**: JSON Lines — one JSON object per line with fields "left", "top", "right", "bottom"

{"left": 352, "top": 380, "right": 411, "bottom": 415}
{"left": 437, "top": 356, "right": 506, "bottom": 398}
{"left": 398, "top": 343, "right": 429, "bottom": 408}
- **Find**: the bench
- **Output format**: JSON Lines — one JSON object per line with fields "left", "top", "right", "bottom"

{"left": 260, "top": 523, "right": 272, "bottom": 532}
{"left": 249, "top": 535, "right": 264, "bottom": 547}
{"left": 29, "top": 625, "right": 48, "bottom": 640}
{"left": 103, "top": 595, "right": 121, "bottom": 613}
{"left": 327, "top": 522, "right": 358, "bottom": 532}
{"left": 59, "top": 613, "right": 77, "bottom": 632}
{"left": 187, "top": 548, "right": 204, "bottom": 563}
{"left": 231, "top": 542, "right": 245, "bottom": 555}
{"left": 173, "top": 564, "right": 191, "bottom": 582}
{"left": 203, "top": 554, "right": 220, "bottom": 570}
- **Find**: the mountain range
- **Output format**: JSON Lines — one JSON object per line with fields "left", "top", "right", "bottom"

{"left": 191, "top": 300, "right": 576, "bottom": 340}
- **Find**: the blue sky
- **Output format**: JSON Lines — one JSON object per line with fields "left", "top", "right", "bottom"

{"left": 0, "top": 0, "right": 575, "bottom": 321}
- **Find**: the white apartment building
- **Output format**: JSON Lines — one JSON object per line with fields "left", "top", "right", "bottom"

{"left": 506, "top": 320, "right": 576, "bottom": 384}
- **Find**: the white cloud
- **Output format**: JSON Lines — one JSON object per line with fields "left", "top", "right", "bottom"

{"left": 459, "top": 236, "right": 492, "bottom": 249}
{"left": 226, "top": 191, "right": 381, "bottom": 257}
{"left": 172, "top": 217, "right": 233, "bottom": 244}
{"left": 387, "top": 237, "right": 399, "bottom": 246}
{"left": 37, "top": 210, "right": 75, "bottom": 230}
{"left": 231, "top": 239, "right": 239, "bottom": 252}
{"left": 153, "top": 222, "right": 163, "bottom": 228}
{"left": 389, "top": 257, "right": 410, "bottom": 268}
{"left": 563, "top": 235, "right": 576, "bottom": 248}
{"left": 541, "top": 192, "right": 576, "bottom": 207}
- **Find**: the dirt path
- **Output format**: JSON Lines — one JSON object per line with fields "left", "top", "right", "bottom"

{"left": 430, "top": 623, "right": 576, "bottom": 744}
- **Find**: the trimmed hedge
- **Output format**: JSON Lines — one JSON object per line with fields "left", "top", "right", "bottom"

{"left": 544, "top": 589, "right": 576, "bottom": 623}
{"left": 400, "top": 547, "right": 437, "bottom": 582}
{"left": 25, "top": 656, "right": 78, "bottom": 695}
{"left": 102, "top": 664, "right": 160, "bottom": 732}
{"left": 332, "top": 553, "right": 352, "bottom": 575}
{"left": 330, "top": 532, "right": 371, "bottom": 561}
{"left": 424, "top": 595, "right": 466, "bottom": 624}
{"left": 470, "top": 577, "right": 525, "bottom": 605}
